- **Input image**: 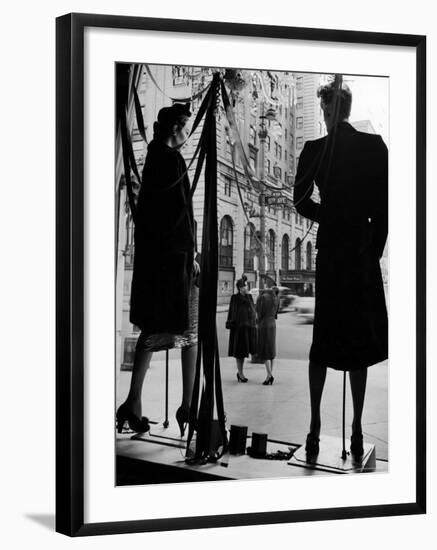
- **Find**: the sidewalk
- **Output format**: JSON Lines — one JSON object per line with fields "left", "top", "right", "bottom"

{"left": 116, "top": 355, "right": 388, "bottom": 460}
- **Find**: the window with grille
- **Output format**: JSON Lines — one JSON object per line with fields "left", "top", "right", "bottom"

{"left": 124, "top": 214, "right": 135, "bottom": 269}
{"left": 219, "top": 216, "right": 234, "bottom": 267}
{"left": 267, "top": 230, "right": 276, "bottom": 271}
{"left": 224, "top": 176, "right": 232, "bottom": 197}
{"left": 244, "top": 223, "right": 256, "bottom": 271}
{"left": 282, "top": 234, "right": 290, "bottom": 270}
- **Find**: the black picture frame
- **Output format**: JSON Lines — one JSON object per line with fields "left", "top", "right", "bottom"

{"left": 56, "top": 12, "right": 426, "bottom": 537}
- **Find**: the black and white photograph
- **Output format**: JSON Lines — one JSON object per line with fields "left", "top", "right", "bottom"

{"left": 2, "top": 0, "right": 433, "bottom": 545}
{"left": 115, "top": 63, "right": 389, "bottom": 485}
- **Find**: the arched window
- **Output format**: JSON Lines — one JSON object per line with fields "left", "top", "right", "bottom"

{"left": 281, "top": 234, "right": 290, "bottom": 270}
{"left": 244, "top": 223, "right": 256, "bottom": 271}
{"left": 306, "top": 241, "right": 312, "bottom": 270}
{"left": 268, "top": 229, "right": 276, "bottom": 271}
{"left": 219, "top": 216, "right": 234, "bottom": 267}
{"left": 295, "top": 238, "right": 302, "bottom": 270}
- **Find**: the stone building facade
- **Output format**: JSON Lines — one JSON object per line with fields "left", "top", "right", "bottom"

{"left": 115, "top": 65, "right": 327, "bottom": 367}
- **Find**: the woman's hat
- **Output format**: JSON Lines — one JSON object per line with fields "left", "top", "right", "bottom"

{"left": 157, "top": 103, "right": 191, "bottom": 126}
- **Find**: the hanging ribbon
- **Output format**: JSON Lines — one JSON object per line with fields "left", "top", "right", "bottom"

{"left": 119, "top": 106, "right": 138, "bottom": 221}
{"left": 186, "top": 73, "right": 228, "bottom": 463}
{"left": 145, "top": 64, "right": 211, "bottom": 103}
{"left": 133, "top": 82, "right": 148, "bottom": 144}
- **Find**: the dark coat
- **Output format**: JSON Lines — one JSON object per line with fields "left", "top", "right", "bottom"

{"left": 294, "top": 122, "right": 388, "bottom": 370}
{"left": 226, "top": 293, "right": 257, "bottom": 358}
{"left": 130, "top": 140, "right": 195, "bottom": 334}
{"left": 256, "top": 290, "right": 279, "bottom": 361}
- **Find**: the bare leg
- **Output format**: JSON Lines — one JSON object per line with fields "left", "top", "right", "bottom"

{"left": 181, "top": 344, "right": 197, "bottom": 409}
{"left": 124, "top": 344, "right": 153, "bottom": 417}
{"left": 349, "top": 368, "right": 368, "bottom": 434}
{"left": 264, "top": 360, "right": 272, "bottom": 378}
{"left": 236, "top": 358, "right": 244, "bottom": 376}
{"left": 308, "top": 360, "right": 327, "bottom": 437}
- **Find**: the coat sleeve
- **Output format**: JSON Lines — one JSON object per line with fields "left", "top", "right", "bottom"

{"left": 274, "top": 295, "right": 280, "bottom": 320}
{"left": 370, "top": 136, "right": 388, "bottom": 258}
{"left": 294, "top": 141, "right": 322, "bottom": 223}
{"left": 256, "top": 294, "right": 264, "bottom": 322}
{"left": 226, "top": 295, "right": 236, "bottom": 329}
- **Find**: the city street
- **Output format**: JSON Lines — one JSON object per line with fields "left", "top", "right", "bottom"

{"left": 216, "top": 306, "right": 313, "bottom": 360}
{"left": 117, "top": 307, "right": 388, "bottom": 461}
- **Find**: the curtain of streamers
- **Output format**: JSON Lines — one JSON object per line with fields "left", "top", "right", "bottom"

{"left": 119, "top": 67, "right": 228, "bottom": 462}
{"left": 186, "top": 73, "right": 228, "bottom": 463}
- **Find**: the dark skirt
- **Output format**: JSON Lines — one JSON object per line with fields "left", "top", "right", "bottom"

{"left": 310, "top": 247, "right": 388, "bottom": 371}
{"left": 257, "top": 325, "right": 276, "bottom": 360}
{"left": 228, "top": 325, "right": 257, "bottom": 358}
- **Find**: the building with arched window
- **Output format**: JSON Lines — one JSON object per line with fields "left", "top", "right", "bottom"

{"left": 116, "top": 64, "right": 320, "bottom": 369}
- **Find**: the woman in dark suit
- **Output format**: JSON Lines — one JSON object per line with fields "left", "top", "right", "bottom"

{"left": 226, "top": 276, "right": 257, "bottom": 382}
{"left": 294, "top": 79, "right": 388, "bottom": 461}
{"left": 117, "top": 103, "right": 199, "bottom": 437}
{"left": 256, "top": 288, "right": 280, "bottom": 385}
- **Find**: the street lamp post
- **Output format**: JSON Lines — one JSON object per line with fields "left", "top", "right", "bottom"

{"left": 257, "top": 118, "right": 268, "bottom": 290}
{"left": 257, "top": 103, "right": 277, "bottom": 290}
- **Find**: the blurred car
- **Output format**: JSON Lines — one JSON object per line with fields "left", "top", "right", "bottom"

{"left": 293, "top": 296, "right": 315, "bottom": 322}
{"left": 249, "top": 286, "right": 297, "bottom": 313}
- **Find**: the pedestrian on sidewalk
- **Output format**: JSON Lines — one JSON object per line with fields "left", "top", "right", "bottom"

{"left": 256, "top": 287, "right": 280, "bottom": 385}
{"left": 117, "top": 103, "right": 199, "bottom": 438}
{"left": 294, "top": 77, "right": 388, "bottom": 461}
{"left": 226, "top": 275, "right": 257, "bottom": 382}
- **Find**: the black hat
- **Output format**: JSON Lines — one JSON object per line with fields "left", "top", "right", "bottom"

{"left": 157, "top": 103, "right": 191, "bottom": 126}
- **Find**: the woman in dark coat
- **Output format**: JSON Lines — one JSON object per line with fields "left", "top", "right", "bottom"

{"left": 256, "top": 288, "right": 279, "bottom": 385}
{"left": 294, "top": 79, "right": 388, "bottom": 461}
{"left": 117, "top": 103, "right": 199, "bottom": 437}
{"left": 226, "top": 276, "right": 257, "bottom": 382}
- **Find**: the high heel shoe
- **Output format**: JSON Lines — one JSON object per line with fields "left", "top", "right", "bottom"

{"left": 305, "top": 432, "right": 320, "bottom": 458}
{"left": 236, "top": 373, "right": 248, "bottom": 383}
{"left": 175, "top": 405, "right": 190, "bottom": 437}
{"left": 262, "top": 375, "right": 274, "bottom": 385}
{"left": 116, "top": 403, "right": 150, "bottom": 434}
{"left": 350, "top": 432, "right": 364, "bottom": 461}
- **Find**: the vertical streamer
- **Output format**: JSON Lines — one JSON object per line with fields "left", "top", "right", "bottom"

{"left": 186, "top": 73, "right": 228, "bottom": 462}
